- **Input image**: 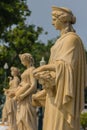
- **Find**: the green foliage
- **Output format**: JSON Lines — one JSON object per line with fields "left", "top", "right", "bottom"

{"left": 0, "top": 22, "right": 56, "bottom": 67}
{"left": 80, "top": 112, "right": 87, "bottom": 130}
{"left": 1, "top": 24, "right": 44, "bottom": 67}
{"left": 0, "top": 0, "right": 30, "bottom": 37}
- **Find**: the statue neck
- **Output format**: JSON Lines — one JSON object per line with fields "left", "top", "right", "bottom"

{"left": 60, "top": 24, "right": 75, "bottom": 36}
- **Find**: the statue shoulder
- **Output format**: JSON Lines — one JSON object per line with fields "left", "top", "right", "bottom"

{"left": 65, "top": 32, "right": 81, "bottom": 41}
{"left": 29, "top": 66, "right": 35, "bottom": 73}
{"left": 63, "top": 32, "right": 82, "bottom": 47}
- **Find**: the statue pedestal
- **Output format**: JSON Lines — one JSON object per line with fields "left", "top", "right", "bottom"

{"left": 0, "top": 122, "right": 8, "bottom": 130}
{"left": 0, "top": 126, "right": 8, "bottom": 130}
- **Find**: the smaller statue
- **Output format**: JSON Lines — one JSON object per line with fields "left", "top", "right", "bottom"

{"left": 2, "top": 67, "right": 20, "bottom": 130}
{"left": 13, "top": 53, "right": 38, "bottom": 130}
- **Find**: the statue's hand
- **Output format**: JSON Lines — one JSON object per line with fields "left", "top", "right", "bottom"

{"left": 33, "top": 65, "right": 47, "bottom": 75}
{"left": 8, "top": 92, "right": 15, "bottom": 98}
{"left": 32, "top": 94, "right": 36, "bottom": 100}
{"left": 33, "top": 72, "right": 41, "bottom": 79}
{"left": 33, "top": 68, "right": 41, "bottom": 76}
{"left": 8, "top": 76, "right": 12, "bottom": 81}
{"left": 3, "top": 88, "right": 6, "bottom": 91}
{"left": 18, "top": 94, "right": 25, "bottom": 101}
{"left": 3, "top": 88, "right": 9, "bottom": 93}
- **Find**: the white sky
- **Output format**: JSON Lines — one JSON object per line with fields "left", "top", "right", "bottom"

{"left": 27, "top": 0, "right": 87, "bottom": 49}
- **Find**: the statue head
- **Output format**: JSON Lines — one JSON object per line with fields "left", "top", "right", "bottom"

{"left": 19, "top": 53, "right": 34, "bottom": 67}
{"left": 52, "top": 6, "right": 76, "bottom": 32}
{"left": 10, "top": 66, "right": 20, "bottom": 76}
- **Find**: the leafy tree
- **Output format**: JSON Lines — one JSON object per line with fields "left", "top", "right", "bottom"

{"left": 80, "top": 112, "right": 87, "bottom": 130}
{"left": 1, "top": 24, "right": 43, "bottom": 68}
{"left": 0, "top": 0, "right": 30, "bottom": 37}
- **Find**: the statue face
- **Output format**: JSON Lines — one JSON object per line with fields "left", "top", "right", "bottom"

{"left": 21, "top": 59, "right": 27, "bottom": 66}
{"left": 52, "top": 11, "right": 63, "bottom": 30}
{"left": 11, "top": 70, "right": 17, "bottom": 76}
{"left": 21, "top": 58, "right": 30, "bottom": 67}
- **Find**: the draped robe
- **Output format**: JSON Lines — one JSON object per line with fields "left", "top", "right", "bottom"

{"left": 17, "top": 67, "right": 37, "bottom": 130}
{"left": 43, "top": 32, "right": 86, "bottom": 130}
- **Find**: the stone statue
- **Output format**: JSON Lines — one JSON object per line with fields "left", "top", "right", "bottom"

{"left": 2, "top": 66, "right": 20, "bottom": 130}
{"left": 14, "top": 53, "right": 37, "bottom": 130}
{"left": 33, "top": 6, "right": 87, "bottom": 130}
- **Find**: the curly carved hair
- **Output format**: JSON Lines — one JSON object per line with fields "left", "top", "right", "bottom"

{"left": 52, "top": 6, "right": 76, "bottom": 24}
{"left": 52, "top": 6, "right": 76, "bottom": 32}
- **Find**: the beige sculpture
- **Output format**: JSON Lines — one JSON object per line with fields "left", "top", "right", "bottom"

{"left": 14, "top": 53, "right": 37, "bottom": 130}
{"left": 2, "top": 66, "right": 20, "bottom": 130}
{"left": 33, "top": 6, "right": 87, "bottom": 130}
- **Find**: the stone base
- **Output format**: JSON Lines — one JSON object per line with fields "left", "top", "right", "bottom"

{"left": 0, "top": 122, "right": 8, "bottom": 130}
{"left": 0, "top": 126, "right": 8, "bottom": 130}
